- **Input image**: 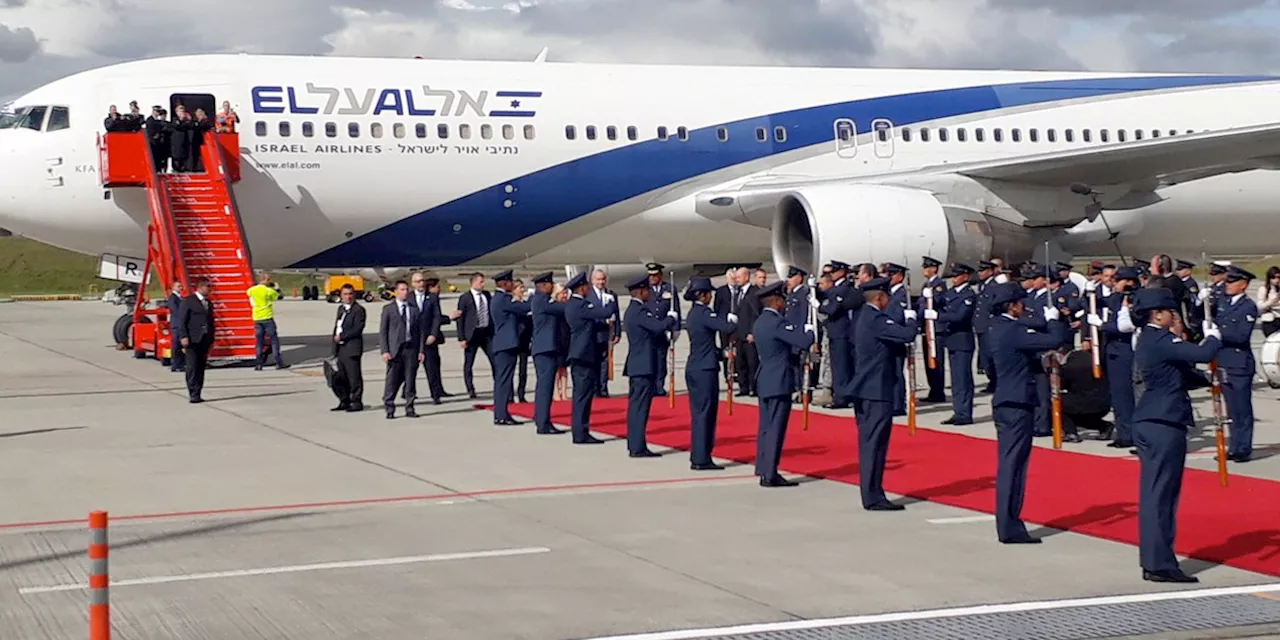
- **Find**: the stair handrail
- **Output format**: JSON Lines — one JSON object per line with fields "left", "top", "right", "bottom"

{"left": 201, "top": 130, "right": 254, "bottom": 272}
{"left": 140, "top": 134, "right": 189, "bottom": 293}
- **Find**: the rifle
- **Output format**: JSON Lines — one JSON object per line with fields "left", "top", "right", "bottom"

{"left": 803, "top": 276, "right": 818, "bottom": 430}
{"left": 1045, "top": 249, "right": 1063, "bottom": 449}
{"left": 668, "top": 271, "right": 677, "bottom": 409}
{"left": 727, "top": 339, "right": 735, "bottom": 415}
{"left": 1088, "top": 286, "right": 1102, "bottom": 379}
{"left": 1203, "top": 251, "right": 1229, "bottom": 488}
{"left": 606, "top": 317, "right": 615, "bottom": 381}
{"left": 924, "top": 283, "right": 938, "bottom": 370}
{"left": 904, "top": 271, "right": 919, "bottom": 436}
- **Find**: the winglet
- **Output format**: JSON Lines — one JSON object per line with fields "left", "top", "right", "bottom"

{"left": 533, "top": 47, "right": 549, "bottom": 63}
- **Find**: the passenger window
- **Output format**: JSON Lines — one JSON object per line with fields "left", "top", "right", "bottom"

{"left": 371, "top": 123, "right": 384, "bottom": 138}
{"left": 20, "top": 106, "right": 46, "bottom": 130}
{"left": 502, "top": 124, "right": 514, "bottom": 140}
{"left": 755, "top": 127, "right": 767, "bottom": 142}
{"left": 627, "top": 126, "right": 638, "bottom": 141}
{"left": 523, "top": 124, "right": 536, "bottom": 140}
{"left": 657, "top": 126, "right": 668, "bottom": 141}
{"left": 438, "top": 124, "right": 449, "bottom": 139}
{"left": 480, "top": 124, "right": 492, "bottom": 140}
{"left": 301, "top": 122, "right": 314, "bottom": 137}
{"left": 773, "top": 126, "right": 786, "bottom": 142}
{"left": 1151, "top": 129, "right": 1160, "bottom": 138}
{"left": 1047, "top": 129, "right": 1056, "bottom": 143}
{"left": 1028, "top": 128, "right": 1038, "bottom": 142}
{"left": 565, "top": 125, "right": 576, "bottom": 140}
{"left": 956, "top": 128, "right": 967, "bottom": 142}
{"left": 678, "top": 126, "right": 689, "bottom": 141}
{"left": 255, "top": 121, "right": 267, "bottom": 136}
{"left": 1117, "top": 129, "right": 1126, "bottom": 142}
{"left": 607, "top": 126, "right": 617, "bottom": 141}
{"left": 1134, "top": 129, "right": 1143, "bottom": 140}
{"left": 586, "top": 125, "right": 597, "bottom": 140}
{"left": 920, "top": 127, "right": 930, "bottom": 142}
{"left": 458, "top": 124, "right": 471, "bottom": 139}
{"left": 993, "top": 128, "right": 1003, "bottom": 142}
{"left": 47, "top": 106, "right": 70, "bottom": 132}
{"left": 1064, "top": 129, "right": 1073, "bottom": 142}
{"left": 1011, "top": 128, "right": 1022, "bottom": 142}
{"left": 325, "top": 122, "right": 337, "bottom": 138}
{"left": 938, "top": 128, "right": 949, "bottom": 142}
{"left": 393, "top": 123, "right": 405, "bottom": 138}
{"left": 1169, "top": 129, "right": 1178, "bottom": 136}
{"left": 717, "top": 127, "right": 728, "bottom": 142}
{"left": 1100, "top": 129, "right": 1109, "bottom": 142}
{"left": 901, "top": 127, "right": 912, "bottom": 142}
{"left": 1082, "top": 129, "right": 1092, "bottom": 142}
{"left": 416, "top": 123, "right": 427, "bottom": 138}
{"left": 279, "top": 121, "right": 290, "bottom": 137}
{"left": 879, "top": 127, "right": 891, "bottom": 142}
{"left": 974, "top": 128, "right": 985, "bottom": 142}
{"left": 348, "top": 122, "right": 360, "bottom": 137}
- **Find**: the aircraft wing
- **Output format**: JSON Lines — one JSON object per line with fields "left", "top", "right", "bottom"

{"left": 951, "top": 122, "right": 1280, "bottom": 187}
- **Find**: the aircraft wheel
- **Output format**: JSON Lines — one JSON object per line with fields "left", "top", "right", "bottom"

{"left": 112, "top": 313, "right": 132, "bottom": 346}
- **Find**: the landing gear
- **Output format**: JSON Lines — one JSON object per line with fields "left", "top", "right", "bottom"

{"left": 112, "top": 313, "right": 132, "bottom": 348}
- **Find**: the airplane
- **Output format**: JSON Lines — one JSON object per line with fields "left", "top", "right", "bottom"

{"left": 2, "top": 52, "right": 1279, "bottom": 324}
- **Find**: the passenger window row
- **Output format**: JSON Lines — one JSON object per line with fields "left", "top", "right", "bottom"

{"left": 564, "top": 125, "right": 789, "bottom": 143}
{"left": 897, "top": 126, "right": 1201, "bottom": 144}
{"left": 254, "top": 121, "right": 537, "bottom": 141}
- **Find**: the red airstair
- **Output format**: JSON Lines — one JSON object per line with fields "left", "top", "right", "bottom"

{"left": 98, "top": 130, "right": 257, "bottom": 363}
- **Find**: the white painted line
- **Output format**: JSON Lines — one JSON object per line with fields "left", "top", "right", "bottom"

{"left": 580, "top": 581, "right": 1280, "bottom": 640}
{"left": 17, "top": 546, "right": 550, "bottom": 595}
{"left": 925, "top": 515, "right": 994, "bottom": 524}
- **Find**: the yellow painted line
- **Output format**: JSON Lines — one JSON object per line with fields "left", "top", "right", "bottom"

{"left": 1253, "top": 592, "right": 1280, "bottom": 602}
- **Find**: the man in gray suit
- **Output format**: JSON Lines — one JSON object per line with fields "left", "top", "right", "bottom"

{"left": 380, "top": 280, "right": 422, "bottom": 419}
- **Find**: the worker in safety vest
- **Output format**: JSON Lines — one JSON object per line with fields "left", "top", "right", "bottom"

{"left": 247, "top": 272, "right": 288, "bottom": 370}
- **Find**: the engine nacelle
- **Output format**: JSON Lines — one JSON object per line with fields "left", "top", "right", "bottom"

{"left": 771, "top": 184, "right": 998, "bottom": 283}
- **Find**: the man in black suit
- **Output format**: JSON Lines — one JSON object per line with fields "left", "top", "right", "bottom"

{"left": 166, "top": 280, "right": 185, "bottom": 372}
{"left": 588, "top": 269, "right": 621, "bottom": 397}
{"left": 175, "top": 277, "right": 215, "bottom": 403}
{"left": 713, "top": 268, "right": 740, "bottom": 385}
{"left": 735, "top": 268, "right": 764, "bottom": 396}
{"left": 456, "top": 272, "right": 493, "bottom": 398}
{"left": 417, "top": 276, "right": 451, "bottom": 404}
{"left": 514, "top": 278, "right": 533, "bottom": 403}
{"left": 332, "top": 283, "right": 366, "bottom": 412}
{"left": 380, "top": 280, "right": 422, "bottom": 419}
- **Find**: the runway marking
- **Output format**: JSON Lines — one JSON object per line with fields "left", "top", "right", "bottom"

{"left": 0, "top": 474, "right": 756, "bottom": 532}
{"left": 16, "top": 546, "right": 551, "bottom": 595}
{"left": 580, "top": 582, "right": 1280, "bottom": 639}
{"left": 925, "top": 515, "right": 994, "bottom": 524}
{"left": 1254, "top": 592, "right": 1280, "bottom": 602}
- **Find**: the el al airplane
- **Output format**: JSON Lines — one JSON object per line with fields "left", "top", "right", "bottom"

{"left": 1, "top": 52, "right": 1279, "bottom": 292}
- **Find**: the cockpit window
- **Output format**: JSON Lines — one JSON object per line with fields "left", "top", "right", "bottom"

{"left": 18, "top": 106, "right": 47, "bottom": 131}
{"left": 47, "top": 107, "right": 70, "bottom": 131}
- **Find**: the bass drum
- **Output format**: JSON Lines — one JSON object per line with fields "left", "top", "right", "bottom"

{"left": 1261, "top": 331, "right": 1280, "bottom": 389}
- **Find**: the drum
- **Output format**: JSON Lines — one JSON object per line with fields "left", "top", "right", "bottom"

{"left": 1261, "top": 331, "right": 1280, "bottom": 389}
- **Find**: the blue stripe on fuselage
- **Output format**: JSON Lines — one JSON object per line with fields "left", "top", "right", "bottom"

{"left": 287, "top": 74, "right": 1275, "bottom": 268}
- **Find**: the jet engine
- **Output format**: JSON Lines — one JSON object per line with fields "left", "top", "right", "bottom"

{"left": 770, "top": 184, "right": 1005, "bottom": 282}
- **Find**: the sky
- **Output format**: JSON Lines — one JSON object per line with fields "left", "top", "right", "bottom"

{"left": 4, "top": 0, "right": 1280, "bottom": 99}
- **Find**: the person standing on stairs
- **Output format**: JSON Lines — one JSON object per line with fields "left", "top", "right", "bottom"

{"left": 188, "top": 108, "right": 213, "bottom": 172}
{"left": 248, "top": 272, "right": 288, "bottom": 370}
{"left": 167, "top": 105, "right": 192, "bottom": 173}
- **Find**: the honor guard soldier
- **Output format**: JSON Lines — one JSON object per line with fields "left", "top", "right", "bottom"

{"left": 1205, "top": 261, "right": 1231, "bottom": 312}
{"left": 753, "top": 281, "right": 816, "bottom": 487}
{"left": 1218, "top": 266, "right": 1259, "bottom": 462}
{"left": 1054, "top": 262, "right": 1084, "bottom": 349}
{"left": 1175, "top": 259, "right": 1204, "bottom": 340}
{"left": 489, "top": 269, "right": 531, "bottom": 426}
{"left": 851, "top": 277, "right": 919, "bottom": 509}
{"left": 989, "top": 282, "right": 1067, "bottom": 544}
{"left": 817, "top": 260, "right": 858, "bottom": 409}
{"left": 1018, "top": 263, "right": 1056, "bottom": 437}
{"left": 624, "top": 274, "right": 680, "bottom": 457}
{"left": 784, "top": 266, "right": 813, "bottom": 401}
{"left": 919, "top": 256, "right": 948, "bottom": 403}
{"left": 564, "top": 272, "right": 619, "bottom": 444}
{"left": 645, "top": 263, "right": 680, "bottom": 396}
{"left": 1130, "top": 288, "right": 1222, "bottom": 582}
{"left": 928, "top": 263, "right": 977, "bottom": 425}
{"left": 684, "top": 277, "right": 738, "bottom": 470}
{"left": 530, "top": 272, "right": 568, "bottom": 435}
{"left": 882, "top": 263, "right": 911, "bottom": 416}
{"left": 974, "top": 261, "right": 999, "bottom": 393}
{"left": 1089, "top": 266, "right": 1141, "bottom": 448}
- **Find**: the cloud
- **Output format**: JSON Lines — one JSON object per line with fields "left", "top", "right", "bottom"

{"left": 2, "top": 0, "right": 1280, "bottom": 99}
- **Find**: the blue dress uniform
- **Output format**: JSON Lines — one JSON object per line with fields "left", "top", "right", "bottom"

{"left": 564, "top": 273, "right": 618, "bottom": 444}
{"left": 883, "top": 264, "right": 910, "bottom": 416}
{"left": 785, "top": 267, "right": 813, "bottom": 395}
{"left": 1096, "top": 267, "right": 1141, "bottom": 447}
{"left": 919, "top": 256, "right": 948, "bottom": 403}
{"left": 1054, "top": 263, "right": 1083, "bottom": 350}
{"left": 529, "top": 272, "right": 567, "bottom": 435}
{"left": 625, "top": 277, "right": 679, "bottom": 457}
{"left": 1176, "top": 259, "right": 1204, "bottom": 339}
{"left": 489, "top": 270, "right": 531, "bottom": 425}
{"left": 973, "top": 264, "right": 999, "bottom": 392}
{"left": 851, "top": 277, "right": 919, "bottom": 510}
{"left": 683, "top": 277, "right": 738, "bottom": 469}
{"left": 753, "top": 282, "right": 816, "bottom": 487}
{"left": 1217, "top": 266, "right": 1258, "bottom": 461}
{"left": 935, "top": 264, "right": 977, "bottom": 425}
{"left": 1019, "top": 268, "right": 1056, "bottom": 437}
{"left": 643, "top": 263, "right": 681, "bottom": 396}
{"left": 1130, "top": 288, "right": 1222, "bottom": 583}
{"left": 989, "top": 282, "right": 1067, "bottom": 543}
{"left": 1208, "top": 262, "right": 1230, "bottom": 314}
{"left": 817, "top": 261, "right": 857, "bottom": 407}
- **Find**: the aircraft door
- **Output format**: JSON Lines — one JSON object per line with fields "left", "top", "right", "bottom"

{"left": 170, "top": 93, "right": 217, "bottom": 121}
{"left": 834, "top": 119, "right": 857, "bottom": 159}
{"left": 872, "top": 119, "right": 895, "bottom": 159}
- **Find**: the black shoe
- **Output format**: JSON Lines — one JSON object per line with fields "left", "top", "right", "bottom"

{"left": 1000, "top": 536, "right": 1043, "bottom": 545}
{"left": 1064, "top": 433, "right": 1083, "bottom": 443}
{"left": 331, "top": 404, "right": 350, "bottom": 412}
{"left": 347, "top": 403, "right": 363, "bottom": 412}
{"left": 760, "top": 475, "right": 799, "bottom": 487}
{"left": 537, "top": 426, "right": 566, "bottom": 435}
{"left": 923, "top": 396, "right": 947, "bottom": 404}
{"left": 865, "top": 501, "right": 906, "bottom": 511}
{"left": 656, "top": 389, "right": 669, "bottom": 397}
{"left": 1034, "top": 431, "right": 1052, "bottom": 438}
{"left": 189, "top": 397, "right": 204, "bottom": 404}
{"left": 385, "top": 410, "right": 395, "bottom": 419}
{"left": 276, "top": 363, "right": 290, "bottom": 370}
{"left": 441, "top": 392, "right": 456, "bottom": 398}
{"left": 432, "top": 398, "right": 442, "bottom": 405}
{"left": 254, "top": 365, "right": 263, "bottom": 371}
{"left": 1144, "top": 569, "right": 1198, "bottom": 583}
{"left": 574, "top": 435, "right": 604, "bottom": 445}
{"left": 629, "top": 449, "right": 661, "bottom": 458}
{"left": 468, "top": 391, "right": 478, "bottom": 399}
{"left": 494, "top": 418, "right": 522, "bottom": 426}
{"left": 823, "top": 403, "right": 852, "bottom": 410}
{"left": 405, "top": 409, "right": 418, "bottom": 418}
{"left": 941, "top": 416, "right": 971, "bottom": 425}
{"left": 691, "top": 462, "right": 724, "bottom": 471}
{"left": 1108, "top": 440, "right": 1134, "bottom": 448}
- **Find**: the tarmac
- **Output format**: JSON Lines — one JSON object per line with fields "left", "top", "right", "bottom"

{"left": 1, "top": 298, "right": 1279, "bottom": 640}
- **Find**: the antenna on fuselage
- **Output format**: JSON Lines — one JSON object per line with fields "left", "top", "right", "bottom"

{"left": 533, "top": 47, "right": 549, "bottom": 63}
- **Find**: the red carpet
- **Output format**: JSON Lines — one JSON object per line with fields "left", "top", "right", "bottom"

{"left": 502, "top": 396, "right": 1280, "bottom": 578}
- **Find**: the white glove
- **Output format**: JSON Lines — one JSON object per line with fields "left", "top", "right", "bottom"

{"left": 903, "top": 310, "right": 918, "bottom": 322}
{"left": 921, "top": 287, "right": 933, "bottom": 299}
{"left": 995, "top": 274, "right": 1010, "bottom": 284}
{"left": 1074, "top": 309, "right": 1085, "bottom": 319}
{"left": 1084, "top": 280, "right": 1097, "bottom": 293}
{"left": 809, "top": 297, "right": 820, "bottom": 309}
{"left": 1198, "top": 288, "right": 1211, "bottom": 302}
{"left": 602, "top": 293, "right": 614, "bottom": 305}
{"left": 923, "top": 309, "right": 939, "bottom": 320}
{"left": 1202, "top": 320, "right": 1218, "bottom": 336}
{"left": 666, "top": 310, "right": 678, "bottom": 319}
{"left": 726, "top": 313, "right": 739, "bottom": 324}
{"left": 1044, "top": 306, "right": 1060, "bottom": 322}
{"left": 1086, "top": 313, "right": 1104, "bottom": 327}
{"left": 1204, "top": 325, "right": 1221, "bottom": 341}
{"left": 803, "top": 323, "right": 815, "bottom": 335}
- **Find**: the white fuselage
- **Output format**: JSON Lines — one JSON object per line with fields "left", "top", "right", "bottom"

{"left": 0, "top": 54, "right": 1276, "bottom": 272}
